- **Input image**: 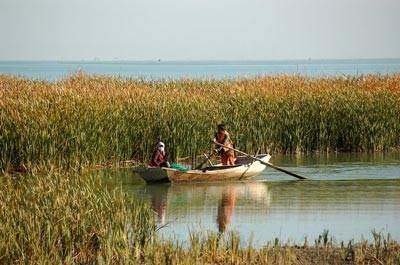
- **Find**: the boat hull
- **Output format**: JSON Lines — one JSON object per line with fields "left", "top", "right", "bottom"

{"left": 165, "top": 154, "right": 271, "bottom": 183}
{"left": 133, "top": 167, "right": 169, "bottom": 183}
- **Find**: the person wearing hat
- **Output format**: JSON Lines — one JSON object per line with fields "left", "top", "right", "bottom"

{"left": 149, "top": 141, "right": 170, "bottom": 167}
{"left": 212, "top": 124, "right": 236, "bottom": 165}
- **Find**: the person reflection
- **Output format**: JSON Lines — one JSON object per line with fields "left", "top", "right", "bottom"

{"left": 217, "top": 187, "right": 236, "bottom": 233}
{"left": 150, "top": 185, "right": 169, "bottom": 225}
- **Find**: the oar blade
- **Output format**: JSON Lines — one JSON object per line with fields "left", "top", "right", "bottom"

{"left": 265, "top": 162, "right": 307, "bottom": 180}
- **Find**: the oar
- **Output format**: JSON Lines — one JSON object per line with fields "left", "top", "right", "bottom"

{"left": 213, "top": 142, "right": 308, "bottom": 180}
{"left": 194, "top": 152, "right": 215, "bottom": 169}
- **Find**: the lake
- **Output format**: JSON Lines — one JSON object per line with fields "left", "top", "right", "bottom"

{"left": 107, "top": 152, "right": 400, "bottom": 246}
{"left": 1, "top": 59, "right": 400, "bottom": 81}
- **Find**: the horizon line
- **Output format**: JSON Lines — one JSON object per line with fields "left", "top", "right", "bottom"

{"left": 1, "top": 57, "right": 400, "bottom": 63}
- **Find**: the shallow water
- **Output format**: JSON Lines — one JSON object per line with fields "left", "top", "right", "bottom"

{"left": 112, "top": 153, "right": 400, "bottom": 245}
{"left": 1, "top": 59, "right": 400, "bottom": 81}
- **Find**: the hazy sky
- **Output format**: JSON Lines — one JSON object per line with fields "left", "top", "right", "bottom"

{"left": 1, "top": 0, "right": 399, "bottom": 60}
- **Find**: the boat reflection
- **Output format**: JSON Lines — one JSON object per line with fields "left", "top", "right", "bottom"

{"left": 145, "top": 181, "right": 271, "bottom": 232}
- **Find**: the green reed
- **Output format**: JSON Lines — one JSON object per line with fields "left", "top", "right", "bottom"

{"left": 144, "top": 230, "right": 400, "bottom": 265}
{"left": 0, "top": 172, "right": 156, "bottom": 264}
{"left": 1, "top": 73, "right": 400, "bottom": 171}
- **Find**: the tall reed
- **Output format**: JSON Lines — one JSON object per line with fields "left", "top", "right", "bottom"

{"left": 1, "top": 73, "right": 400, "bottom": 171}
{"left": 143, "top": 230, "right": 400, "bottom": 265}
{"left": 0, "top": 172, "right": 155, "bottom": 264}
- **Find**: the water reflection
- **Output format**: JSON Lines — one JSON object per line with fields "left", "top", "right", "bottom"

{"left": 217, "top": 187, "right": 236, "bottom": 233}
{"left": 149, "top": 185, "right": 169, "bottom": 225}
{"left": 133, "top": 179, "right": 399, "bottom": 245}
{"left": 121, "top": 152, "right": 400, "bottom": 245}
{"left": 145, "top": 182, "right": 271, "bottom": 233}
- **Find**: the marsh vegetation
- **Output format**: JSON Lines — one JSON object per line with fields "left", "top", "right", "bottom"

{"left": 1, "top": 73, "right": 400, "bottom": 172}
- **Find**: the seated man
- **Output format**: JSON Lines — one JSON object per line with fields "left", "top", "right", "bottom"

{"left": 149, "top": 141, "right": 170, "bottom": 167}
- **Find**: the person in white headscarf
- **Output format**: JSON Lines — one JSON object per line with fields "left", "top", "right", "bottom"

{"left": 149, "top": 141, "right": 170, "bottom": 167}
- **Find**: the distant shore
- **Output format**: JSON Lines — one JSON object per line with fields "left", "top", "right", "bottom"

{"left": 1, "top": 58, "right": 400, "bottom": 81}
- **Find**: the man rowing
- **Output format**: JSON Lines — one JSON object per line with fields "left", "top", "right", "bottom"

{"left": 212, "top": 124, "right": 236, "bottom": 165}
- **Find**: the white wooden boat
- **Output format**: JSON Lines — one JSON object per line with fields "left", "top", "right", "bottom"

{"left": 134, "top": 154, "right": 271, "bottom": 184}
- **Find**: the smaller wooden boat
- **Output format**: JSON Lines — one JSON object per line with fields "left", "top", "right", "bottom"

{"left": 133, "top": 167, "right": 169, "bottom": 183}
{"left": 134, "top": 154, "right": 271, "bottom": 184}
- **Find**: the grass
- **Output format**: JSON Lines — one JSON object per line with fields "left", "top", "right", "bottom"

{"left": 1, "top": 73, "right": 400, "bottom": 171}
{"left": 1, "top": 172, "right": 399, "bottom": 264}
{"left": 145, "top": 231, "right": 400, "bottom": 265}
{"left": 0, "top": 171, "right": 156, "bottom": 264}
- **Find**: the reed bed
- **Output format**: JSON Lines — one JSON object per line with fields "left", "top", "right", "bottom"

{"left": 0, "top": 172, "right": 156, "bottom": 264}
{"left": 1, "top": 73, "right": 400, "bottom": 171}
{"left": 145, "top": 231, "right": 400, "bottom": 265}
{"left": 1, "top": 172, "right": 399, "bottom": 264}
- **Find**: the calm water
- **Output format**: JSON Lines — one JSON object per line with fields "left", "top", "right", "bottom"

{"left": 1, "top": 59, "right": 400, "bottom": 80}
{"left": 112, "top": 153, "right": 400, "bottom": 246}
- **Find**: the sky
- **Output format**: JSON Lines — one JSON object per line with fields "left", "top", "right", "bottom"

{"left": 0, "top": 0, "right": 399, "bottom": 61}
